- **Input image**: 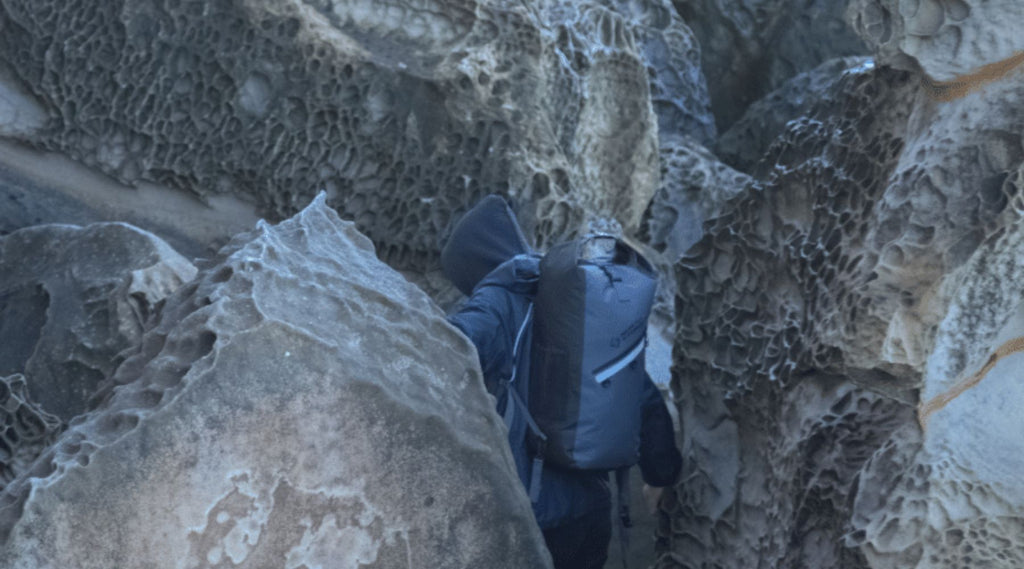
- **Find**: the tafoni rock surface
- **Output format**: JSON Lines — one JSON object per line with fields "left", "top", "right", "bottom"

{"left": 715, "top": 56, "right": 874, "bottom": 174}
{"left": 3, "top": 0, "right": 1024, "bottom": 567}
{"left": 0, "top": 222, "right": 197, "bottom": 422}
{"left": 0, "top": 0, "right": 713, "bottom": 274}
{"left": 672, "top": 0, "right": 868, "bottom": 131}
{"left": 0, "top": 374, "right": 61, "bottom": 490}
{"left": 0, "top": 195, "right": 551, "bottom": 568}
{"left": 660, "top": 1, "right": 1024, "bottom": 568}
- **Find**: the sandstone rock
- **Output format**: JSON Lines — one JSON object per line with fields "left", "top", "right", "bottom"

{"left": 0, "top": 194, "right": 550, "bottom": 568}
{"left": 0, "top": 374, "right": 62, "bottom": 490}
{"left": 0, "top": 0, "right": 694, "bottom": 272}
{"left": 715, "top": 56, "right": 873, "bottom": 174}
{"left": 673, "top": 0, "right": 867, "bottom": 130}
{"left": 848, "top": 196, "right": 1024, "bottom": 568}
{"left": 639, "top": 136, "right": 750, "bottom": 321}
{"left": 0, "top": 222, "right": 197, "bottom": 422}
{"left": 594, "top": 0, "right": 715, "bottom": 143}
{"left": 848, "top": 0, "right": 1024, "bottom": 85}
{"left": 0, "top": 62, "right": 45, "bottom": 139}
{"left": 644, "top": 136, "right": 751, "bottom": 261}
{"left": 660, "top": 28, "right": 1024, "bottom": 564}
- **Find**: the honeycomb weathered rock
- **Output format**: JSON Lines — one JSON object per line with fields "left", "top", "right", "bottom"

{"left": 0, "top": 374, "right": 61, "bottom": 491}
{"left": 847, "top": 0, "right": 1024, "bottom": 85}
{"left": 715, "top": 56, "right": 873, "bottom": 174}
{"left": 660, "top": 16, "right": 1024, "bottom": 562}
{"left": 0, "top": 195, "right": 550, "bottom": 568}
{"left": 0, "top": 0, "right": 713, "bottom": 273}
{"left": 672, "top": 0, "right": 868, "bottom": 131}
{"left": 0, "top": 222, "right": 196, "bottom": 421}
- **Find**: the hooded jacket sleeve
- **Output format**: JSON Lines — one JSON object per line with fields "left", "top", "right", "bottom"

{"left": 637, "top": 374, "right": 682, "bottom": 488}
{"left": 448, "top": 285, "right": 517, "bottom": 395}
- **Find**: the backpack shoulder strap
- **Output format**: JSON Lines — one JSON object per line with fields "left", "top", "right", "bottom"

{"left": 501, "top": 304, "right": 547, "bottom": 503}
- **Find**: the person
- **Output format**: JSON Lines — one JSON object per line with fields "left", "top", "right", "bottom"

{"left": 448, "top": 238, "right": 682, "bottom": 569}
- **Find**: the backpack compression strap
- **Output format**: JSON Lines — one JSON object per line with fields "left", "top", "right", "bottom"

{"left": 615, "top": 466, "right": 633, "bottom": 569}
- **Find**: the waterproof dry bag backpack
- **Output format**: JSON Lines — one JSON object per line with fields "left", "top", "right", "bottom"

{"left": 529, "top": 235, "right": 657, "bottom": 471}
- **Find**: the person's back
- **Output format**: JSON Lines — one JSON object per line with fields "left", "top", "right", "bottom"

{"left": 449, "top": 248, "right": 681, "bottom": 569}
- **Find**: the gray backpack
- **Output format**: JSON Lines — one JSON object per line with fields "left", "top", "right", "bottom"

{"left": 528, "top": 235, "right": 657, "bottom": 471}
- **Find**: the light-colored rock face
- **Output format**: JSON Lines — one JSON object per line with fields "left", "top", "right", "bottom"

{"left": 0, "top": 0, "right": 711, "bottom": 271}
{"left": 848, "top": 0, "right": 1024, "bottom": 84}
{"left": 850, "top": 214, "right": 1024, "bottom": 568}
{"left": 660, "top": 15, "right": 1024, "bottom": 563}
{"left": 0, "top": 195, "right": 551, "bottom": 568}
{"left": 673, "top": 0, "right": 867, "bottom": 130}
{"left": 0, "top": 222, "right": 196, "bottom": 421}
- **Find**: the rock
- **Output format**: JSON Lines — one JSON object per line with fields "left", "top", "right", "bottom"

{"left": 0, "top": 374, "right": 62, "bottom": 490}
{"left": 847, "top": 0, "right": 1024, "bottom": 85}
{"left": 639, "top": 136, "right": 750, "bottom": 321}
{"left": 0, "top": 0, "right": 695, "bottom": 272}
{"left": 673, "top": 0, "right": 867, "bottom": 131}
{"left": 0, "top": 194, "right": 550, "bottom": 568}
{"left": 660, "top": 19, "right": 1024, "bottom": 562}
{"left": 849, "top": 192, "right": 1024, "bottom": 568}
{"left": 0, "top": 222, "right": 197, "bottom": 422}
{"left": 597, "top": 0, "right": 715, "bottom": 143}
{"left": 0, "top": 61, "right": 45, "bottom": 139}
{"left": 715, "top": 56, "right": 873, "bottom": 174}
{"left": 643, "top": 136, "right": 751, "bottom": 261}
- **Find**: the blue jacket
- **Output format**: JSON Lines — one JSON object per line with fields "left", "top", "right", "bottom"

{"left": 449, "top": 254, "right": 681, "bottom": 529}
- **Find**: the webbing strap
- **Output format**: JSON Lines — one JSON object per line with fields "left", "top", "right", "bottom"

{"left": 503, "top": 304, "right": 533, "bottom": 429}
{"left": 509, "top": 304, "right": 533, "bottom": 386}
{"left": 919, "top": 335, "right": 1024, "bottom": 428}
{"left": 615, "top": 467, "right": 632, "bottom": 569}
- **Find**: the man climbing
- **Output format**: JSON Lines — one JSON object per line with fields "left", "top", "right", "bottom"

{"left": 443, "top": 196, "right": 681, "bottom": 569}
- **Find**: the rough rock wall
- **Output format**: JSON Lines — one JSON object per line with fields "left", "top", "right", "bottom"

{"left": 848, "top": 0, "right": 1024, "bottom": 84}
{"left": 715, "top": 56, "right": 873, "bottom": 174}
{"left": 672, "top": 0, "right": 867, "bottom": 131}
{"left": 0, "top": 374, "right": 61, "bottom": 489}
{"left": 0, "top": 195, "right": 551, "bottom": 568}
{"left": 660, "top": 0, "right": 1024, "bottom": 567}
{"left": 0, "top": 0, "right": 712, "bottom": 273}
{"left": 0, "top": 222, "right": 196, "bottom": 421}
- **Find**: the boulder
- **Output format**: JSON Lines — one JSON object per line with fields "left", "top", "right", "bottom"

{"left": 0, "top": 374, "right": 61, "bottom": 490}
{"left": 659, "top": 10, "right": 1024, "bottom": 561}
{"left": 0, "top": 194, "right": 550, "bottom": 568}
{"left": 0, "top": 222, "right": 197, "bottom": 421}
{"left": 850, "top": 214, "right": 1024, "bottom": 568}
{"left": 715, "top": 56, "right": 873, "bottom": 174}
{"left": 0, "top": 0, "right": 699, "bottom": 272}
{"left": 847, "top": 0, "right": 1024, "bottom": 86}
{"left": 672, "top": 0, "right": 867, "bottom": 131}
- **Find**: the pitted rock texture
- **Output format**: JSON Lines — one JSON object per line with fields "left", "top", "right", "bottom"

{"left": 673, "top": 0, "right": 867, "bottom": 131}
{"left": 847, "top": 207, "right": 1024, "bottom": 568}
{"left": 0, "top": 222, "right": 196, "bottom": 421}
{"left": 715, "top": 57, "right": 873, "bottom": 174}
{"left": 639, "top": 136, "right": 750, "bottom": 320}
{"left": 589, "top": 0, "right": 715, "bottom": 144}
{"left": 848, "top": 0, "right": 1024, "bottom": 85}
{"left": 0, "top": 0, "right": 712, "bottom": 271}
{"left": 0, "top": 195, "right": 550, "bottom": 568}
{"left": 662, "top": 43, "right": 1024, "bottom": 568}
{"left": 0, "top": 374, "right": 61, "bottom": 490}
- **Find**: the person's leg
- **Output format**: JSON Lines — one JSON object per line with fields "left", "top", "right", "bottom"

{"left": 542, "top": 508, "right": 613, "bottom": 569}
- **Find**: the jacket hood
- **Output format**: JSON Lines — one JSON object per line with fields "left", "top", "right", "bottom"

{"left": 472, "top": 253, "right": 541, "bottom": 297}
